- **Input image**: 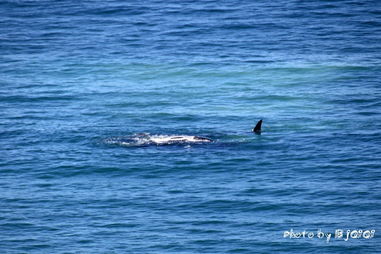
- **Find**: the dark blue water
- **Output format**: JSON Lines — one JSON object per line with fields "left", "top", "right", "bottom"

{"left": 1, "top": 0, "right": 380, "bottom": 253}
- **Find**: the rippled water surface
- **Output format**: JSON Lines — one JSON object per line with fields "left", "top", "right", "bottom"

{"left": 1, "top": 0, "right": 380, "bottom": 253}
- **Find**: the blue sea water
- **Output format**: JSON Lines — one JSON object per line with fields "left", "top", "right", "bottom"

{"left": 1, "top": 0, "right": 381, "bottom": 253}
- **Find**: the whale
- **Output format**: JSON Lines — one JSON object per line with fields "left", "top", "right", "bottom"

{"left": 105, "top": 120, "right": 263, "bottom": 147}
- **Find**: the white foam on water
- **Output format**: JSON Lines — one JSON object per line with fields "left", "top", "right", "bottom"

{"left": 104, "top": 134, "right": 213, "bottom": 147}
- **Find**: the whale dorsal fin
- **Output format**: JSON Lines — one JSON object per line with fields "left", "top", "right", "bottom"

{"left": 253, "top": 120, "right": 262, "bottom": 134}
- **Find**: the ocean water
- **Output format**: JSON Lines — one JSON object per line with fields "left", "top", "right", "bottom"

{"left": 1, "top": 0, "right": 380, "bottom": 253}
